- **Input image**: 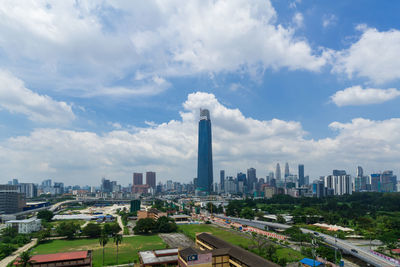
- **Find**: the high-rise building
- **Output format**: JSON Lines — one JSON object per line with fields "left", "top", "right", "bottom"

{"left": 381, "top": 170, "right": 397, "bottom": 192}
{"left": 12, "top": 179, "right": 19, "bottom": 185}
{"left": 370, "top": 174, "right": 380, "bottom": 192}
{"left": 220, "top": 170, "right": 225, "bottom": 191}
{"left": 133, "top": 173, "right": 143, "bottom": 185}
{"left": 247, "top": 168, "right": 256, "bottom": 192}
{"left": 284, "top": 163, "right": 290, "bottom": 178}
{"left": 298, "top": 164, "right": 305, "bottom": 187}
{"left": 0, "top": 185, "right": 26, "bottom": 214}
{"left": 101, "top": 178, "right": 112, "bottom": 193}
{"left": 197, "top": 109, "right": 213, "bottom": 193}
{"left": 275, "top": 163, "right": 281, "bottom": 180}
{"left": 324, "top": 173, "right": 352, "bottom": 195}
{"left": 18, "top": 183, "right": 37, "bottom": 198}
{"left": 146, "top": 172, "right": 156, "bottom": 188}
{"left": 356, "top": 166, "right": 363, "bottom": 177}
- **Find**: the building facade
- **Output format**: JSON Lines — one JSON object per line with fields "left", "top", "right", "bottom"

{"left": 6, "top": 218, "right": 41, "bottom": 234}
{"left": 146, "top": 172, "right": 156, "bottom": 188}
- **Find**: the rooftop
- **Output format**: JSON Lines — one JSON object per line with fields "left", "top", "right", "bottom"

{"left": 6, "top": 218, "right": 40, "bottom": 223}
{"left": 139, "top": 248, "right": 178, "bottom": 265}
{"left": 15, "top": 251, "right": 89, "bottom": 265}
{"left": 197, "top": 233, "right": 279, "bottom": 267}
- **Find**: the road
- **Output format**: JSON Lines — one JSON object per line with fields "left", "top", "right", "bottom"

{"left": 0, "top": 239, "right": 37, "bottom": 267}
{"left": 216, "top": 215, "right": 399, "bottom": 267}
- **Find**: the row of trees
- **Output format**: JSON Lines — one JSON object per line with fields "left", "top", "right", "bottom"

{"left": 133, "top": 216, "right": 177, "bottom": 234}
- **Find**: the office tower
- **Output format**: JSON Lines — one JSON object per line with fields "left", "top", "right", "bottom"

{"left": 298, "top": 164, "right": 305, "bottom": 187}
{"left": 41, "top": 179, "right": 52, "bottom": 187}
{"left": 54, "top": 182, "right": 64, "bottom": 194}
{"left": 312, "top": 180, "right": 325, "bottom": 198}
{"left": 247, "top": 168, "right": 256, "bottom": 192}
{"left": 370, "top": 174, "right": 380, "bottom": 192}
{"left": 381, "top": 170, "right": 397, "bottom": 192}
{"left": 0, "top": 185, "right": 25, "bottom": 214}
{"left": 133, "top": 173, "right": 143, "bottom": 185}
{"left": 197, "top": 109, "right": 213, "bottom": 193}
{"left": 275, "top": 163, "right": 281, "bottom": 180}
{"left": 101, "top": 178, "right": 112, "bottom": 193}
{"left": 356, "top": 166, "right": 363, "bottom": 177}
{"left": 146, "top": 172, "right": 156, "bottom": 188}
{"left": 12, "top": 179, "right": 19, "bottom": 185}
{"left": 284, "top": 163, "right": 290, "bottom": 178}
{"left": 220, "top": 170, "right": 225, "bottom": 191}
{"left": 354, "top": 176, "right": 362, "bottom": 192}
{"left": 18, "top": 183, "right": 37, "bottom": 198}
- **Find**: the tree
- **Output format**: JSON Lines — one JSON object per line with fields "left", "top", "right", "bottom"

{"left": 134, "top": 218, "right": 156, "bottom": 234}
{"left": 37, "top": 229, "right": 51, "bottom": 244}
{"left": 99, "top": 230, "right": 109, "bottom": 266}
{"left": 56, "top": 222, "right": 80, "bottom": 239}
{"left": 265, "top": 243, "right": 277, "bottom": 260}
{"left": 240, "top": 207, "right": 255, "bottom": 220}
{"left": 251, "top": 232, "right": 268, "bottom": 256}
{"left": 0, "top": 243, "right": 16, "bottom": 258}
{"left": 114, "top": 234, "right": 123, "bottom": 265}
{"left": 2, "top": 226, "right": 17, "bottom": 238}
{"left": 37, "top": 210, "right": 54, "bottom": 222}
{"left": 18, "top": 250, "right": 33, "bottom": 267}
{"left": 82, "top": 223, "right": 101, "bottom": 238}
{"left": 276, "top": 214, "right": 286, "bottom": 224}
{"left": 156, "top": 216, "right": 178, "bottom": 233}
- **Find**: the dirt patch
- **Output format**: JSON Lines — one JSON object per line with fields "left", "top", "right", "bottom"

{"left": 159, "top": 233, "right": 194, "bottom": 248}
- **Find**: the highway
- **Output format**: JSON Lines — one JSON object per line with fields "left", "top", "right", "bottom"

{"left": 215, "top": 215, "right": 400, "bottom": 267}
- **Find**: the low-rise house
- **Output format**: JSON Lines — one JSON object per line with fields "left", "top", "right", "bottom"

{"left": 14, "top": 250, "right": 92, "bottom": 267}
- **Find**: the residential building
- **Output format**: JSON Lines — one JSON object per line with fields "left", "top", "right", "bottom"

{"left": 133, "top": 173, "right": 143, "bottom": 185}
{"left": 146, "top": 172, "right": 156, "bottom": 188}
{"left": 18, "top": 183, "right": 37, "bottom": 198}
{"left": 6, "top": 218, "right": 41, "bottom": 234}
{"left": 197, "top": 108, "right": 213, "bottom": 193}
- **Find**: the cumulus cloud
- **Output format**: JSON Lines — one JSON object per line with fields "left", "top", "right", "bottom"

{"left": 292, "top": 13, "right": 304, "bottom": 28}
{"left": 331, "top": 85, "right": 400, "bottom": 107}
{"left": 0, "top": 0, "right": 328, "bottom": 97}
{"left": 322, "top": 14, "right": 337, "bottom": 28}
{"left": 0, "top": 92, "right": 399, "bottom": 185}
{"left": 0, "top": 70, "right": 75, "bottom": 123}
{"left": 334, "top": 27, "right": 400, "bottom": 84}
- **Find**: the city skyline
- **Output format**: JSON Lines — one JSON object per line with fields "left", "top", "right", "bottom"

{"left": 0, "top": 1, "right": 400, "bottom": 185}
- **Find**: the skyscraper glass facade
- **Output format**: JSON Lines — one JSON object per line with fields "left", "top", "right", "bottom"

{"left": 197, "top": 109, "right": 213, "bottom": 193}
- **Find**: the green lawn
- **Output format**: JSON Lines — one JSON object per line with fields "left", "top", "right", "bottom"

{"left": 50, "top": 220, "right": 87, "bottom": 226}
{"left": 32, "top": 235, "right": 167, "bottom": 266}
{"left": 178, "top": 224, "right": 252, "bottom": 247}
{"left": 178, "top": 224, "right": 304, "bottom": 263}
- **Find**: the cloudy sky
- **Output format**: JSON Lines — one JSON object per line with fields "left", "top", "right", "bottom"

{"left": 1, "top": 0, "right": 400, "bottom": 186}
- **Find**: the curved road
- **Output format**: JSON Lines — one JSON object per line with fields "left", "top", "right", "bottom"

{"left": 216, "top": 215, "right": 399, "bottom": 267}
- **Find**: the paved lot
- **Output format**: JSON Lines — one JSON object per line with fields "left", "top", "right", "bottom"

{"left": 159, "top": 233, "right": 194, "bottom": 248}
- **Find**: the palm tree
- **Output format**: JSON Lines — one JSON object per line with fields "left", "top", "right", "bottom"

{"left": 18, "top": 250, "right": 32, "bottom": 267}
{"left": 114, "top": 234, "right": 123, "bottom": 265}
{"left": 99, "top": 231, "right": 109, "bottom": 266}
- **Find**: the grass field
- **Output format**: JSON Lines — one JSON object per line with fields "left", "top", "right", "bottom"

{"left": 32, "top": 235, "right": 167, "bottom": 266}
{"left": 178, "top": 224, "right": 304, "bottom": 263}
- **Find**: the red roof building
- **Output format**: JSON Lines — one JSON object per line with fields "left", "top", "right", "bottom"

{"left": 14, "top": 250, "right": 92, "bottom": 267}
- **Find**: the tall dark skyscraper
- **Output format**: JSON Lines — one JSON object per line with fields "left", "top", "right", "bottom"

{"left": 197, "top": 109, "right": 213, "bottom": 193}
{"left": 146, "top": 171, "right": 156, "bottom": 188}
{"left": 133, "top": 173, "right": 143, "bottom": 185}
{"left": 298, "top": 164, "right": 305, "bottom": 187}
{"left": 284, "top": 163, "right": 290, "bottom": 178}
{"left": 220, "top": 170, "right": 225, "bottom": 191}
{"left": 247, "top": 168, "right": 256, "bottom": 191}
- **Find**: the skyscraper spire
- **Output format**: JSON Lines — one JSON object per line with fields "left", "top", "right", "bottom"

{"left": 197, "top": 108, "right": 213, "bottom": 194}
{"left": 284, "top": 162, "right": 290, "bottom": 178}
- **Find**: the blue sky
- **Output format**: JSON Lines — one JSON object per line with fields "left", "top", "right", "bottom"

{"left": 0, "top": 0, "right": 400, "bottom": 186}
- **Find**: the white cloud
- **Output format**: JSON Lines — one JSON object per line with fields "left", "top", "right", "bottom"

{"left": 331, "top": 85, "right": 400, "bottom": 107}
{"left": 334, "top": 27, "right": 400, "bottom": 84}
{"left": 0, "top": 0, "right": 328, "bottom": 97}
{"left": 293, "top": 13, "right": 304, "bottom": 28}
{"left": 322, "top": 14, "right": 337, "bottom": 28}
{"left": 1, "top": 92, "right": 400, "bottom": 185}
{"left": 0, "top": 70, "right": 75, "bottom": 123}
